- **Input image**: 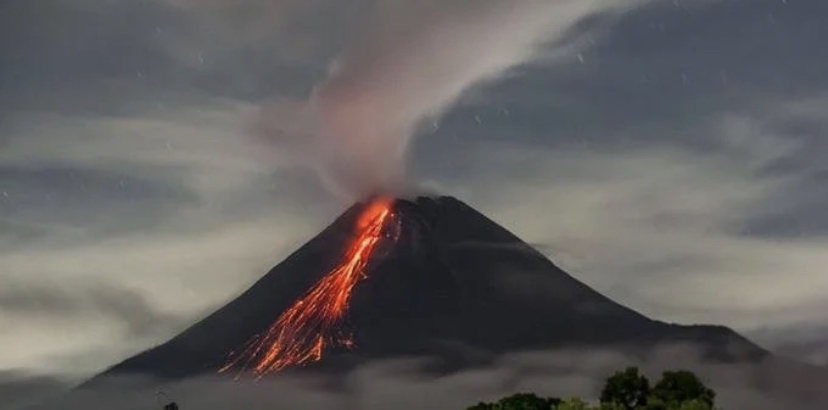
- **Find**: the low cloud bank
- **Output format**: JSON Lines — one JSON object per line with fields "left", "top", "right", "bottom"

{"left": 17, "top": 344, "right": 828, "bottom": 410}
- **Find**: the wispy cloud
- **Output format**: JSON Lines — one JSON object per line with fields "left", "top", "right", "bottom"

{"left": 434, "top": 102, "right": 828, "bottom": 330}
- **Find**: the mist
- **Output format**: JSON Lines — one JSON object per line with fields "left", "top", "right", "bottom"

{"left": 17, "top": 344, "right": 828, "bottom": 410}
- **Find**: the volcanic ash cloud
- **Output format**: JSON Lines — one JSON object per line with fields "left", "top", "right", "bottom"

{"left": 257, "top": 0, "right": 635, "bottom": 200}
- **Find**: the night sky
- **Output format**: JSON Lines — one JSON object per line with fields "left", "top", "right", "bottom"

{"left": 1, "top": 0, "right": 827, "bottom": 387}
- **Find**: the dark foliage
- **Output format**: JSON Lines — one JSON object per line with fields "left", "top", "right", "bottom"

{"left": 467, "top": 392, "right": 562, "bottom": 409}
{"left": 650, "top": 370, "right": 716, "bottom": 408}
{"left": 468, "top": 367, "right": 718, "bottom": 410}
{"left": 600, "top": 367, "right": 651, "bottom": 409}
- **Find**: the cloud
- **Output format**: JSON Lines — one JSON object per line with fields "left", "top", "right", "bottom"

{"left": 747, "top": 323, "right": 828, "bottom": 367}
{"left": 0, "top": 282, "right": 181, "bottom": 338}
{"left": 428, "top": 102, "right": 828, "bottom": 331}
{"left": 0, "top": 102, "right": 267, "bottom": 194}
{"left": 256, "top": 0, "right": 640, "bottom": 199}
{"left": 0, "top": 372, "right": 68, "bottom": 410}
{"left": 0, "top": 164, "right": 197, "bottom": 250}
{"left": 18, "top": 345, "right": 828, "bottom": 410}
{"left": 5, "top": 96, "right": 824, "bottom": 380}
{"left": 0, "top": 208, "right": 330, "bottom": 374}
{"left": 0, "top": 101, "right": 341, "bottom": 374}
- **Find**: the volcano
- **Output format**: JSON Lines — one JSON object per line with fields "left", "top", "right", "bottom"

{"left": 83, "top": 196, "right": 766, "bottom": 384}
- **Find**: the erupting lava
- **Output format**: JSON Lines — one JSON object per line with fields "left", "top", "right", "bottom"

{"left": 220, "top": 197, "right": 397, "bottom": 377}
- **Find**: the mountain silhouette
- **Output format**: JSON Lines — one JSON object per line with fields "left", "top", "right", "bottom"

{"left": 82, "top": 196, "right": 766, "bottom": 385}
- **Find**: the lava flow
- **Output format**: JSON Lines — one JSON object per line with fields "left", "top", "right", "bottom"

{"left": 220, "top": 197, "right": 397, "bottom": 377}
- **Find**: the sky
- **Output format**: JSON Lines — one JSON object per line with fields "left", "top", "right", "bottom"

{"left": 1, "top": 0, "right": 827, "bottom": 395}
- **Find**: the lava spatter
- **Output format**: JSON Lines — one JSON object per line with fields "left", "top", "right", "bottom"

{"left": 221, "top": 197, "right": 397, "bottom": 377}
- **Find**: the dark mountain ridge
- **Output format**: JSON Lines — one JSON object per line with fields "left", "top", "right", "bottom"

{"left": 81, "top": 196, "right": 766, "bottom": 386}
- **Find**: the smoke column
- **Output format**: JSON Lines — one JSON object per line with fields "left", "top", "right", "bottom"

{"left": 258, "top": 0, "right": 636, "bottom": 200}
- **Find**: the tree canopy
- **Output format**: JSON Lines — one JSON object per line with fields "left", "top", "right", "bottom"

{"left": 601, "top": 367, "right": 650, "bottom": 409}
{"left": 467, "top": 392, "right": 562, "bottom": 410}
{"left": 466, "top": 367, "right": 718, "bottom": 410}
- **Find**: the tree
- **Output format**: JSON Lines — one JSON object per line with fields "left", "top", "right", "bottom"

{"left": 557, "top": 397, "right": 600, "bottom": 410}
{"left": 599, "top": 367, "right": 651, "bottom": 410}
{"left": 466, "top": 367, "right": 718, "bottom": 410}
{"left": 650, "top": 370, "right": 715, "bottom": 409}
{"left": 466, "top": 392, "right": 562, "bottom": 410}
{"left": 675, "top": 399, "right": 715, "bottom": 410}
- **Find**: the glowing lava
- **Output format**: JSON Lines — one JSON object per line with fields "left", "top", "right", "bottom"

{"left": 221, "top": 197, "right": 397, "bottom": 377}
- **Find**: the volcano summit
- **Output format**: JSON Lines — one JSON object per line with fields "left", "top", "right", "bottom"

{"left": 84, "top": 196, "right": 766, "bottom": 384}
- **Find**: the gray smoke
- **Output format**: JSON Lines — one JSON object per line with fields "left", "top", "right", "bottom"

{"left": 255, "top": 0, "right": 637, "bottom": 199}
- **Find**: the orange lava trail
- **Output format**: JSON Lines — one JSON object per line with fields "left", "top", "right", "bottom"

{"left": 220, "top": 198, "right": 396, "bottom": 377}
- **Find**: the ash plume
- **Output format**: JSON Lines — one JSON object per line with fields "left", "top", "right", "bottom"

{"left": 255, "top": 0, "right": 637, "bottom": 200}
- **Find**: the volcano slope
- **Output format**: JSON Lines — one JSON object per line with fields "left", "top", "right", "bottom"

{"left": 83, "top": 196, "right": 766, "bottom": 384}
